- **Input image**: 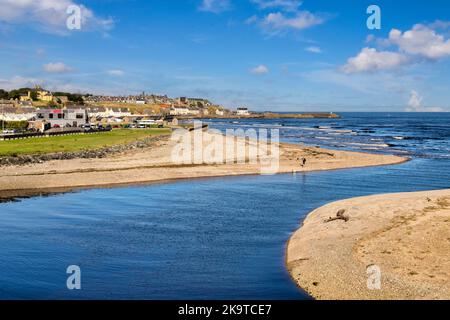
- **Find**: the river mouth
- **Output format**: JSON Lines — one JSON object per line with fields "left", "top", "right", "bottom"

{"left": 0, "top": 158, "right": 448, "bottom": 299}
{"left": 1, "top": 113, "right": 450, "bottom": 299}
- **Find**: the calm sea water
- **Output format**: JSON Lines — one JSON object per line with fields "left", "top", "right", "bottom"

{"left": 1, "top": 113, "right": 449, "bottom": 299}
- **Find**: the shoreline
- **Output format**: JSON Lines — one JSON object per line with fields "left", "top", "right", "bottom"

{"left": 286, "top": 189, "right": 450, "bottom": 300}
{"left": 0, "top": 159, "right": 410, "bottom": 203}
{"left": 0, "top": 130, "right": 407, "bottom": 201}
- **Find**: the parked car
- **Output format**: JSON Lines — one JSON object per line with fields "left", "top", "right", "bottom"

{"left": 81, "top": 124, "right": 92, "bottom": 131}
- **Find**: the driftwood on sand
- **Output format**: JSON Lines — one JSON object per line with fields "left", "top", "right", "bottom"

{"left": 324, "top": 209, "right": 349, "bottom": 223}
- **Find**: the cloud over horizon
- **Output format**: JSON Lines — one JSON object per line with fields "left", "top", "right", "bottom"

{"left": 405, "top": 90, "right": 444, "bottom": 112}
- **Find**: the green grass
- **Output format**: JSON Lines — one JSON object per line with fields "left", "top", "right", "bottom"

{"left": 0, "top": 128, "right": 171, "bottom": 157}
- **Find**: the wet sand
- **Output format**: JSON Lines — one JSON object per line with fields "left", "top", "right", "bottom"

{"left": 286, "top": 189, "right": 450, "bottom": 300}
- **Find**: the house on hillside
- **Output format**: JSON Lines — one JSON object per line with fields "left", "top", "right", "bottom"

{"left": 188, "top": 98, "right": 212, "bottom": 108}
{"left": 19, "top": 93, "right": 32, "bottom": 102}
{"left": 187, "top": 107, "right": 200, "bottom": 116}
{"left": 170, "top": 106, "right": 190, "bottom": 116}
{"left": 35, "top": 86, "right": 53, "bottom": 102}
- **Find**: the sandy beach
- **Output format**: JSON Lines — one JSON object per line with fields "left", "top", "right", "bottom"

{"left": 0, "top": 130, "right": 406, "bottom": 200}
{"left": 286, "top": 189, "right": 450, "bottom": 300}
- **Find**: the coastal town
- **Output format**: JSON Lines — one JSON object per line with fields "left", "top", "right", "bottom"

{"left": 0, "top": 86, "right": 339, "bottom": 137}
{"left": 0, "top": 85, "right": 229, "bottom": 135}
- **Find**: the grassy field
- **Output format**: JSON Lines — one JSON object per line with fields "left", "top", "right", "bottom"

{"left": 0, "top": 128, "right": 171, "bottom": 157}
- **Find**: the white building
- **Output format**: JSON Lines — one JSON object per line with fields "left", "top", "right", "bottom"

{"left": 36, "top": 108, "right": 88, "bottom": 128}
{"left": 89, "top": 107, "right": 132, "bottom": 118}
{"left": 236, "top": 107, "right": 250, "bottom": 116}
{"left": 187, "top": 107, "right": 200, "bottom": 116}
{"left": 170, "top": 106, "right": 190, "bottom": 116}
{"left": 0, "top": 107, "right": 36, "bottom": 122}
{"left": 0, "top": 113, "right": 35, "bottom": 122}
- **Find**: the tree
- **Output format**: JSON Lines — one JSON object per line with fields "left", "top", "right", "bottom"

{"left": 30, "top": 91, "right": 38, "bottom": 101}
{"left": 0, "top": 89, "right": 9, "bottom": 99}
{"left": 47, "top": 101, "right": 59, "bottom": 109}
{"left": 8, "top": 88, "right": 32, "bottom": 100}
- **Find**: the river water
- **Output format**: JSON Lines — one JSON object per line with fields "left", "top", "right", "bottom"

{"left": 1, "top": 113, "right": 449, "bottom": 299}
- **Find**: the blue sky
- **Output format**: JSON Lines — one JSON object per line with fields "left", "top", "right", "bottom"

{"left": 0, "top": 0, "right": 450, "bottom": 111}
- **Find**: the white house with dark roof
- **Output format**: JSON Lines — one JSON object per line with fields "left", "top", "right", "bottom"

{"left": 236, "top": 107, "right": 250, "bottom": 116}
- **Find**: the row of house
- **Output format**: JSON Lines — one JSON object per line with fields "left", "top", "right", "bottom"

{"left": 1, "top": 105, "right": 182, "bottom": 132}
{"left": 85, "top": 93, "right": 178, "bottom": 106}
{"left": 0, "top": 107, "right": 36, "bottom": 122}
{"left": 168, "top": 105, "right": 227, "bottom": 117}
{"left": 1, "top": 105, "right": 245, "bottom": 123}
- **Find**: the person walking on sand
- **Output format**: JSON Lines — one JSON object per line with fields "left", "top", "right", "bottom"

{"left": 300, "top": 157, "right": 307, "bottom": 167}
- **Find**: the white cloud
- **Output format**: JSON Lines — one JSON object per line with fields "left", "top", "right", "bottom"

{"left": 428, "top": 20, "right": 450, "bottom": 30}
{"left": 405, "top": 90, "right": 444, "bottom": 112}
{"left": 0, "top": 76, "right": 40, "bottom": 90}
{"left": 198, "top": 0, "right": 230, "bottom": 13}
{"left": 306, "top": 46, "right": 321, "bottom": 53}
{"left": 250, "top": 65, "right": 269, "bottom": 75}
{"left": 0, "top": 0, "right": 114, "bottom": 35}
{"left": 406, "top": 90, "right": 423, "bottom": 111}
{"left": 342, "top": 21, "right": 450, "bottom": 75}
{"left": 107, "top": 69, "right": 124, "bottom": 76}
{"left": 389, "top": 24, "right": 450, "bottom": 60}
{"left": 261, "top": 11, "right": 324, "bottom": 32}
{"left": 341, "top": 47, "right": 409, "bottom": 74}
{"left": 43, "top": 62, "right": 73, "bottom": 73}
{"left": 251, "top": 0, "right": 302, "bottom": 12}
{"left": 36, "top": 48, "right": 46, "bottom": 56}
{"left": 245, "top": 15, "right": 258, "bottom": 25}
{"left": 247, "top": 1, "right": 326, "bottom": 35}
